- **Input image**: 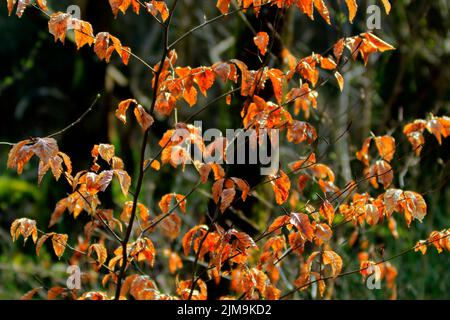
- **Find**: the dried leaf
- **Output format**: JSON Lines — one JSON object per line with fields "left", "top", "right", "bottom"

{"left": 271, "top": 170, "right": 291, "bottom": 205}
{"left": 345, "top": 0, "right": 358, "bottom": 23}
{"left": 319, "top": 200, "right": 335, "bottom": 225}
{"left": 51, "top": 233, "right": 68, "bottom": 259}
{"left": 48, "top": 12, "right": 70, "bottom": 43}
{"left": 253, "top": 32, "right": 269, "bottom": 56}
{"left": 134, "top": 105, "right": 154, "bottom": 131}
{"left": 88, "top": 243, "right": 108, "bottom": 265}
{"left": 290, "top": 212, "right": 314, "bottom": 241}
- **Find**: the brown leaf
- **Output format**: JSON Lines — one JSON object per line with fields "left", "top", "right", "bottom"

{"left": 220, "top": 187, "right": 236, "bottom": 213}
{"left": 134, "top": 105, "right": 154, "bottom": 131}
{"left": 47, "top": 287, "right": 66, "bottom": 300}
{"left": 48, "top": 12, "right": 70, "bottom": 43}
{"left": 21, "top": 287, "right": 42, "bottom": 300}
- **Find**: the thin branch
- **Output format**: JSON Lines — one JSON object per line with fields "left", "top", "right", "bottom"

{"left": 114, "top": 0, "right": 180, "bottom": 300}
{"left": 47, "top": 94, "right": 101, "bottom": 138}
{"left": 168, "top": 1, "right": 274, "bottom": 49}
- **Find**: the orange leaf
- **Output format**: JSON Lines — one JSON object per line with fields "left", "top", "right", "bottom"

{"left": 322, "top": 250, "right": 343, "bottom": 278}
{"left": 216, "top": 0, "right": 231, "bottom": 14}
{"left": 314, "top": 223, "right": 332, "bottom": 245}
{"left": 287, "top": 120, "right": 317, "bottom": 145}
{"left": 401, "top": 191, "right": 427, "bottom": 224}
{"left": 115, "top": 98, "right": 138, "bottom": 124}
{"left": 97, "top": 143, "right": 115, "bottom": 164}
{"left": 314, "top": 0, "right": 331, "bottom": 25}
{"left": 48, "top": 12, "right": 70, "bottom": 43}
{"left": 363, "top": 32, "right": 395, "bottom": 52}
{"left": 271, "top": 170, "right": 291, "bottom": 205}
{"left": 253, "top": 32, "right": 269, "bottom": 56}
{"left": 334, "top": 71, "right": 344, "bottom": 91}
{"left": 380, "top": 0, "right": 391, "bottom": 14}
{"left": 310, "top": 164, "right": 335, "bottom": 183}
{"left": 231, "top": 59, "right": 254, "bottom": 97}
{"left": 267, "top": 68, "right": 284, "bottom": 103}
{"left": 88, "top": 243, "right": 108, "bottom": 265}
{"left": 166, "top": 250, "right": 183, "bottom": 274}
{"left": 374, "top": 135, "right": 395, "bottom": 162}
{"left": 193, "top": 67, "right": 216, "bottom": 96}
{"left": 268, "top": 215, "right": 290, "bottom": 233}
{"left": 290, "top": 212, "right": 314, "bottom": 241}
{"left": 320, "top": 200, "right": 335, "bottom": 225}
{"left": 47, "top": 287, "right": 66, "bottom": 300}
{"left": 356, "top": 137, "right": 372, "bottom": 166}
{"left": 146, "top": 1, "right": 170, "bottom": 22}
{"left": 48, "top": 198, "right": 68, "bottom": 227}
{"left": 109, "top": 0, "right": 140, "bottom": 17}
{"left": 73, "top": 19, "right": 94, "bottom": 49}
{"left": 182, "top": 225, "right": 208, "bottom": 256}
{"left": 320, "top": 57, "right": 337, "bottom": 70}
{"left": 159, "top": 193, "right": 186, "bottom": 214}
{"left": 296, "top": 0, "right": 314, "bottom": 20}
{"left": 231, "top": 177, "right": 250, "bottom": 201}
{"left": 51, "top": 233, "right": 68, "bottom": 259}
{"left": 345, "top": 0, "right": 358, "bottom": 23}
{"left": 36, "top": 233, "right": 53, "bottom": 256}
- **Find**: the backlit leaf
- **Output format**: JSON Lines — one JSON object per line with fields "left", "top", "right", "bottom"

{"left": 253, "top": 32, "right": 269, "bottom": 56}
